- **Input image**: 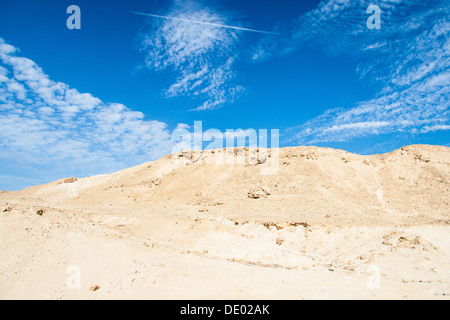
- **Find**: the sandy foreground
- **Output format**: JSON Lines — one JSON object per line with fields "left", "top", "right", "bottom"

{"left": 0, "top": 144, "right": 449, "bottom": 300}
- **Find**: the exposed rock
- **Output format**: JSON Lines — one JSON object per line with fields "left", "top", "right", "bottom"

{"left": 89, "top": 285, "right": 100, "bottom": 292}
{"left": 248, "top": 187, "right": 270, "bottom": 199}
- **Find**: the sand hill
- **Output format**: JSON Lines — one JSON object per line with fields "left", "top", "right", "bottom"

{"left": 0, "top": 144, "right": 449, "bottom": 299}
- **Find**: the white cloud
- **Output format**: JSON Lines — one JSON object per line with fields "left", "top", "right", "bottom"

{"left": 138, "top": 0, "right": 244, "bottom": 111}
{"left": 0, "top": 38, "right": 178, "bottom": 189}
{"left": 272, "top": 0, "right": 450, "bottom": 144}
{"left": 422, "top": 124, "right": 450, "bottom": 133}
{"left": 323, "top": 121, "right": 391, "bottom": 133}
{"left": 6, "top": 79, "right": 27, "bottom": 100}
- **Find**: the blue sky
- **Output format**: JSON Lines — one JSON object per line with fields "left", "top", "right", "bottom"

{"left": 0, "top": 0, "right": 449, "bottom": 190}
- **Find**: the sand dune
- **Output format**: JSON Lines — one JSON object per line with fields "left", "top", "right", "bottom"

{"left": 1, "top": 144, "right": 449, "bottom": 299}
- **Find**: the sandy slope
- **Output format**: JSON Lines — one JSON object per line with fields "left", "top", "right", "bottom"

{"left": 0, "top": 144, "right": 449, "bottom": 299}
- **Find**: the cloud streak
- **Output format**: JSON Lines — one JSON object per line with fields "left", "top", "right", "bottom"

{"left": 133, "top": 11, "right": 279, "bottom": 35}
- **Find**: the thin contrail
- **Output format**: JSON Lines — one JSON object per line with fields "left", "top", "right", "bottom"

{"left": 133, "top": 11, "right": 279, "bottom": 35}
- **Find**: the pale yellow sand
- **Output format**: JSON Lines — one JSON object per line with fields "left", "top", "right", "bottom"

{"left": 0, "top": 144, "right": 449, "bottom": 299}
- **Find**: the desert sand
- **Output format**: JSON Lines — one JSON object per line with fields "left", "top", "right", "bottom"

{"left": 0, "top": 144, "right": 449, "bottom": 300}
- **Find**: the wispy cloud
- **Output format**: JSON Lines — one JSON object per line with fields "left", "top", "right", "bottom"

{"left": 0, "top": 38, "right": 176, "bottom": 189}
{"left": 422, "top": 124, "right": 450, "bottom": 133}
{"left": 137, "top": 0, "right": 247, "bottom": 111}
{"left": 254, "top": 0, "right": 450, "bottom": 144}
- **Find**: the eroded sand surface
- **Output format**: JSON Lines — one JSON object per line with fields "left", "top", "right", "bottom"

{"left": 0, "top": 145, "right": 449, "bottom": 299}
